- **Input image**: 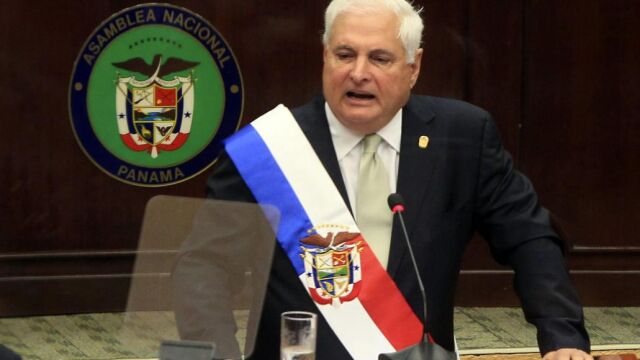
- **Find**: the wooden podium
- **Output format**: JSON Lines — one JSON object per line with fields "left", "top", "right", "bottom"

{"left": 597, "top": 355, "right": 638, "bottom": 360}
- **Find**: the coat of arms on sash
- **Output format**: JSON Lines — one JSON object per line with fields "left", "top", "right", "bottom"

{"left": 300, "top": 228, "right": 363, "bottom": 305}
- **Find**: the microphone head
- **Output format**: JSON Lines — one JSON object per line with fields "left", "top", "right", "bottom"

{"left": 387, "top": 193, "right": 405, "bottom": 213}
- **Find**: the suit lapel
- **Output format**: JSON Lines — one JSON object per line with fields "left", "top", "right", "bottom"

{"left": 295, "top": 97, "right": 353, "bottom": 214}
{"left": 387, "top": 96, "right": 439, "bottom": 278}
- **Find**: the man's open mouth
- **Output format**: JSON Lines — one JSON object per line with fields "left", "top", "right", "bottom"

{"left": 346, "top": 91, "right": 375, "bottom": 100}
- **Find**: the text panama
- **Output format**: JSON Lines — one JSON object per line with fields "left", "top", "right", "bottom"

{"left": 117, "top": 165, "right": 185, "bottom": 184}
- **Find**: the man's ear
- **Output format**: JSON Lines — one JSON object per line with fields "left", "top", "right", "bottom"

{"left": 410, "top": 48, "right": 423, "bottom": 88}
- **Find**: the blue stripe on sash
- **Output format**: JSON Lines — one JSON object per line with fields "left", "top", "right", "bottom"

{"left": 225, "top": 125, "right": 310, "bottom": 275}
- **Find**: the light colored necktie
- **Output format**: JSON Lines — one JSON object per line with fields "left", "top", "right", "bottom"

{"left": 356, "top": 134, "right": 393, "bottom": 268}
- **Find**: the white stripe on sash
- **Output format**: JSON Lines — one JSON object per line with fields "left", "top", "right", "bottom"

{"left": 252, "top": 106, "right": 395, "bottom": 358}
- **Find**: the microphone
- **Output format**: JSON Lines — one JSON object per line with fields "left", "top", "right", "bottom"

{"left": 387, "top": 193, "right": 427, "bottom": 333}
{"left": 378, "top": 193, "right": 456, "bottom": 360}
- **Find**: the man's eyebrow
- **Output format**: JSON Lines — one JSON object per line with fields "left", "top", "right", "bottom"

{"left": 333, "top": 45, "right": 355, "bottom": 52}
{"left": 369, "top": 48, "right": 395, "bottom": 57}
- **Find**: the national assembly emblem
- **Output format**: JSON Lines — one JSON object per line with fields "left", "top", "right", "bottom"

{"left": 69, "top": 4, "right": 243, "bottom": 186}
{"left": 300, "top": 228, "right": 363, "bottom": 305}
{"left": 114, "top": 56, "right": 196, "bottom": 158}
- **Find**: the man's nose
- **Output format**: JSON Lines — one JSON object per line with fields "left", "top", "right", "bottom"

{"left": 349, "top": 56, "right": 371, "bottom": 83}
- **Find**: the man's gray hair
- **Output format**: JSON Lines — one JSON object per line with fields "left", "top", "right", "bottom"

{"left": 322, "top": 0, "right": 424, "bottom": 64}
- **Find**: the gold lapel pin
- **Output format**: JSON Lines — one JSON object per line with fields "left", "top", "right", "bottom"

{"left": 418, "top": 135, "right": 429, "bottom": 149}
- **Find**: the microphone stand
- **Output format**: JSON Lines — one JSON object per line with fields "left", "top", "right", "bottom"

{"left": 379, "top": 194, "right": 457, "bottom": 360}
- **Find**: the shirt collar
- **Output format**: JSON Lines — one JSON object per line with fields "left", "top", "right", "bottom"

{"left": 325, "top": 102, "right": 402, "bottom": 160}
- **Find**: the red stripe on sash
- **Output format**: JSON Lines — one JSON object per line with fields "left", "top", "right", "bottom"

{"left": 357, "top": 238, "right": 423, "bottom": 350}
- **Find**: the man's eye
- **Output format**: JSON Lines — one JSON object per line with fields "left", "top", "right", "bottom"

{"left": 336, "top": 53, "right": 353, "bottom": 60}
{"left": 372, "top": 56, "right": 391, "bottom": 64}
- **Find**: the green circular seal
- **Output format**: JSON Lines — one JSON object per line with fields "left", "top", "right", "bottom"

{"left": 69, "top": 3, "right": 243, "bottom": 186}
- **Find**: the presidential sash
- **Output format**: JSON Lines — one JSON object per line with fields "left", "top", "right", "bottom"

{"left": 225, "top": 105, "right": 423, "bottom": 359}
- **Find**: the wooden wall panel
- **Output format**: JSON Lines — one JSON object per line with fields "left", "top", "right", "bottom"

{"left": 458, "top": 0, "right": 640, "bottom": 305}
{"left": 466, "top": 0, "right": 523, "bottom": 154}
{"left": 1, "top": 0, "right": 638, "bottom": 315}
{"left": 0, "top": 1, "right": 206, "bottom": 254}
{"left": 458, "top": 0, "right": 524, "bottom": 278}
{"left": 521, "top": 0, "right": 640, "bottom": 250}
{"left": 0, "top": 0, "right": 473, "bottom": 315}
{"left": 0, "top": 0, "right": 328, "bottom": 254}
{"left": 520, "top": 0, "right": 640, "bottom": 286}
{"left": 417, "top": 0, "right": 468, "bottom": 98}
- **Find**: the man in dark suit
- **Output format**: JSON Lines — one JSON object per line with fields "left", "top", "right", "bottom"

{"left": 190, "top": 0, "right": 591, "bottom": 358}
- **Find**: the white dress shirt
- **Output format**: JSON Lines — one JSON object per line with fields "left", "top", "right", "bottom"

{"left": 324, "top": 102, "right": 401, "bottom": 216}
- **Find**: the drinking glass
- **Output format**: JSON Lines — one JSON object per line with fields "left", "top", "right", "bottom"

{"left": 280, "top": 311, "right": 317, "bottom": 360}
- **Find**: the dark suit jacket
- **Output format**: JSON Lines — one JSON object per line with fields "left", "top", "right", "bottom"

{"left": 204, "top": 95, "right": 590, "bottom": 359}
{"left": 0, "top": 345, "right": 21, "bottom": 360}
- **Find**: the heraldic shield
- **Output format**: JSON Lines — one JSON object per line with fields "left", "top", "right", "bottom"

{"left": 131, "top": 85, "right": 177, "bottom": 145}
{"left": 302, "top": 242, "right": 362, "bottom": 305}
{"left": 116, "top": 73, "right": 194, "bottom": 158}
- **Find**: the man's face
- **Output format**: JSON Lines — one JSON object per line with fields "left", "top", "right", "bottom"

{"left": 322, "top": 10, "right": 422, "bottom": 134}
